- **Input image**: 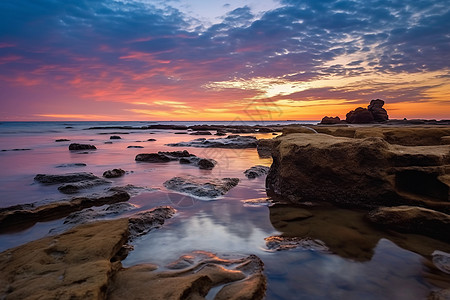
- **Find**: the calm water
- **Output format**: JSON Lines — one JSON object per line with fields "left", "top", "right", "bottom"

{"left": 0, "top": 121, "right": 449, "bottom": 299}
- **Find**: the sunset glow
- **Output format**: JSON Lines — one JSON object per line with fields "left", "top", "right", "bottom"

{"left": 0, "top": 0, "right": 449, "bottom": 121}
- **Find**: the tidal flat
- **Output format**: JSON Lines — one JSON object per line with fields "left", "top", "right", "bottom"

{"left": 0, "top": 121, "right": 449, "bottom": 299}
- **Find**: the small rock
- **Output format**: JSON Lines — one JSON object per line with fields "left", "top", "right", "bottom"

{"left": 34, "top": 172, "right": 100, "bottom": 185}
{"left": 432, "top": 250, "right": 450, "bottom": 274}
{"left": 103, "top": 168, "right": 126, "bottom": 178}
{"left": 244, "top": 165, "right": 270, "bottom": 178}
{"left": 135, "top": 153, "right": 171, "bottom": 162}
{"left": 127, "top": 146, "right": 144, "bottom": 148}
{"left": 58, "top": 178, "right": 111, "bottom": 194}
{"left": 190, "top": 131, "right": 212, "bottom": 135}
{"left": 164, "top": 175, "right": 239, "bottom": 199}
{"left": 167, "top": 135, "right": 257, "bottom": 149}
{"left": 128, "top": 206, "right": 177, "bottom": 239}
{"left": 147, "top": 139, "right": 157, "bottom": 141}
{"left": 69, "top": 143, "right": 97, "bottom": 150}
{"left": 55, "top": 139, "right": 70, "bottom": 142}
{"left": 55, "top": 163, "right": 87, "bottom": 168}
{"left": 320, "top": 116, "right": 341, "bottom": 124}
{"left": 110, "top": 136, "right": 121, "bottom": 139}
{"left": 264, "top": 236, "right": 329, "bottom": 252}
{"left": 198, "top": 158, "right": 216, "bottom": 170}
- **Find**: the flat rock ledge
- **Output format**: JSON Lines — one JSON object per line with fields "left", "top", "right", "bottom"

{"left": 0, "top": 206, "right": 176, "bottom": 300}
{"left": 167, "top": 135, "right": 258, "bottom": 149}
{"left": 0, "top": 190, "right": 130, "bottom": 232}
{"left": 366, "top": 206, "right": 450, "bottom": 243}
{"left": 164, "top": 175, "right": 239, "bottom": 199}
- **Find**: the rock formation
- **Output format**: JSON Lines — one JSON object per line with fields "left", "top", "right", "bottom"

{"left": 69, "top": 143, "right": 97, "bottom": 150}
{"left": 320, "top": 116, "right": 341, "bottom": 124}
{"left": 167, "top": 135, "right": 258, "bottom": 148}
{"left": 266, "top": 133, "right": 450, "bottom": 212}
{"left": 345, "top": 99, "right": 389, "bottom": 124}
{"left": 164, "top": 175, "right": 239, "bottom": 198}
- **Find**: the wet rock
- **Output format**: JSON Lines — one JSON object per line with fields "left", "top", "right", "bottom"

{"left": 244, "top": 165, "right": 270, "bottom": 178}
{"left": 164, "top": 175, "right": 239, "bottom": 199}
{"left": 0, "top": 190, "right": 130, "bottom": 232}
{"left": 147, "top": 138, "right": 156, "bottom": 141}
{"left": 174, "top": 132, "right": 188, "bottom": 134}
{"left": 68, "top": 143, "right": 97, "bottom": 150}
{"left": 128, "top": 206, "right": 176, "bottom": 239}
{"left": 108, "top": 184, "right": 159, "bottom": 196}
{"left": 432, "top": 250, "right": 450, "bottom": 274}
{"left": 105, "top": 141, "right": 113, "bottom": 144}
{"left": 103, "top": 168, "right": 126, "bottom": 178}
{"left": 366, "top": 206, "right": 450, "bottom": 242}
{"left": 215, "top": 130, "right": 227, "bottom": 136}
{"left": 241, "top": 198, "right": 273, "bottom": 207}
{"left": 266, "top": 133, "right": 450, "bottom": 211}
{"left": 55, "top": 163, "right": 87, "bottom": 168}
{"left": 108, "top": 251, "right": 266, "bottom": 300}
{"left": 57, "top": 178, "right": 111, "bottom": 194}
{"left": 64, "top": 203, "right": 136, "bottom": 225}
{"left": 190, "top": 131, "right": 212, "bottom": 135}
{"left": 368, "top": 99, "right": 389, "bottom": 122}
{"left": 0, "top": 206, "right": 176, "bottom": 299}
{"left": 135, "top": 153, "right": 171, "bottom": 162}
{"left": 127, "top": 145, "right": 144, "bottom": 148}
{"left": 320, "top": 116, "right": 341, "bottom": 124}
{"left": 55, "top": 139, "right": 70, "bottom": 142}
{"left": 264, "top": 236, "right": 329, "bottom": 252}
{"left": 197, "top": 158, "right": 216, "bottom": 170}
{"left": 167, "top": 135, "right": 257, "bottom": 148}
{"left": 34, "top": 172, "right": 100, "bottom": 185}
{"left": 428, "top": 289, "right": 450, "bottom": 300}
{"left": 158, "top": 150, "right": 195, "bottom": 159}
{"left": 110, "top": 135, "right": 121, "bottom": 139}
{"left": 346, "top": 107, "right": 374, "bottom": 124}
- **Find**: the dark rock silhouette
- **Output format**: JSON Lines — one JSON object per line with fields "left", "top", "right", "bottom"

{"left": 345, "top": 99, "right": 389, "bottom": 124}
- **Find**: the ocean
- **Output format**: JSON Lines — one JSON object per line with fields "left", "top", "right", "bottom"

{"left": 0, "top": 121, "right": 443, "bottom": 299}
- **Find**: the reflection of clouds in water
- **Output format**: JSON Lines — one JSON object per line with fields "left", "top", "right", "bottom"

{"left": 265, "top": 238, "right": 429, "bottom": 300}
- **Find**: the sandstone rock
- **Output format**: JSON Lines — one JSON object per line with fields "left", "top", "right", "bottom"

{"left": 0, "top": 206, "right": 176, "bottom": 299}
{"left": 64, "top": 202, "right": 136, "bottom": 225}
{"left": 103, "top": 168, "right": 126, "bottom": 178}
{"left": 266, "top": 133, "right": 450, "bottom": 211}
{"left": 256, "top": 138, "right": 278, "bottom": 158}
{"left": 108, "top": 251, "right": 266, "bottom": 300}
{"left": 346, "top": 107, "right": 374, "bottom": 124}
{"left": 34, "top": 172, "right": 100, "bottom": 185}
{"left": 167, "top": 135, "right": 257, "bottom": 148}
{"left": 320, "top": 116, "right": 341, "bottom": 124}
{"left": 57, "top": 178, "right": 111, "bottom": 194}
{"left": 69, "top": 143, "right": 97, "bottom": 150}
{"left": 244, "top": 165, "right": 270, "bottom": 179}
{"left": 164, "top": 175, "right": 239, "bottom": 199}
{"left": 0, "top": 190, "right": 130, "bottom": 232}
{"left": 366, "top": 206, "right": 450, "bottom": 242}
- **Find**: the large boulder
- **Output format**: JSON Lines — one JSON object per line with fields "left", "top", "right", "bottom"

{"left": 368, "top": 99, "right": 389, "bottom": 122}
{"left": 320, "top": 116, "right": 341, "bottom": 125}
{"left": 266, "top": 133, "right": 450, "bottom": 211}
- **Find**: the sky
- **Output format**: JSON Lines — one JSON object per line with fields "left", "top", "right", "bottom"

{"left": 0, "top": 0, "right": 449, "bottom": 121}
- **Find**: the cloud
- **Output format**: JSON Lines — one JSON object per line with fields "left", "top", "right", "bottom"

{"left": 0, "top": 0, "right": 448, "bottom": 120}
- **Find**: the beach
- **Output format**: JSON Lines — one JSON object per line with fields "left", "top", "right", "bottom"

{"left": 0, "top": 121, "right": 449, "bottom": 299}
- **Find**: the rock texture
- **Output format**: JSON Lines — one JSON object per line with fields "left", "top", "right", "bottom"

{"left": 0, "top": 206, "right": 176, "bottom": 300}
{"left": 0, "top": 190, "right": 130, "bottom": 232}
{"left": 167, "top": 135, "right": 258, "bottom": 148}
{"left": 164, "top": 175, "right": 239, "bottom": 199}
{"left": 266, "top": 133, "right": 450, "bottom": 211}
{"left": 244, "top": 165, "right": 270, "bottom": 178}
{"left": 108, "top": 251, "right": 266, "bottom": 300}
{"left": 366, "top": 206, "right": 450, "bottom": 242}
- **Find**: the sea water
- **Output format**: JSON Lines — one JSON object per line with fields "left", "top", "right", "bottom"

{"left": 0, "top": 121, "right": 448, "bottom": 299}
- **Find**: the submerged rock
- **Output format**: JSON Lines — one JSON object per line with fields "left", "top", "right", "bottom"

{"left": 366, "top": 206, "right": 450, "bottom": 242}
{"left": 68, "top": 143, "right": 97, "bottom": 150}
{"left": 55, "top": 163, "right": 87, "bottom": 168}
{"left": 190, "top": 131, "right": 212, "bottom": 135}
{"left": 128, "top": 206, "right": 176, "bottom": 239}
{"left": 135, "top": 153, "right": 171, "bottom": 162}
{"left": 127, "top": 145, "right": 144, "bottom": 148}
{"left": 103, "top": 168, "right": 126, "bottom": 178}
{"left": 110, "top": 135, "right": 121, "bottom": 139}
{"left": 266, "top": 133, "right": 450, "bottom": 211}
{"left": 164, "top": 175, "right": 239, "bottom": 198}
{"left": 167, "top": 135, "right": 258, "bottom": 148}
{"left": 136, "top": 150, "right": 216, "bottom": 169}
{"left": 55, "top": 139, "right": 70, "bottom": 142}
{"left": 34, "top": 172, "right": 100, "bottom": 185}
{"left": 244, "top": 165, "right": 270, "bottom": 179}
{"left": 64, "top": 202, "right": 136, "bottom": 225}
{"left": 57, "top": 178, "right": 111, "bottom": 194}
{"left": 264, "top": 236, "right": 329, "bottom": 252}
